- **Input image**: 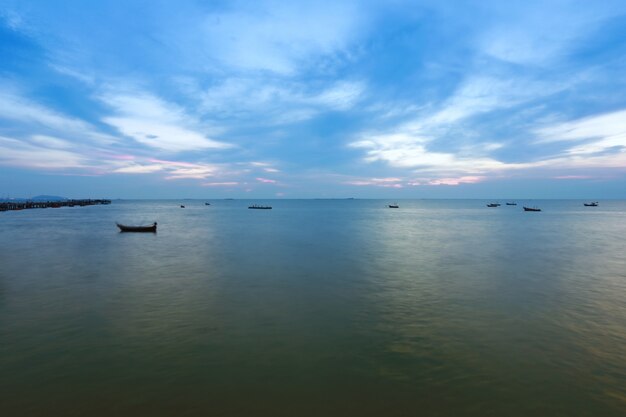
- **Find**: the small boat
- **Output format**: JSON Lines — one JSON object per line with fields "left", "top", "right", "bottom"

{"left": 117, "top": 222, "right": 157, "bottom": 232}
{"left": 248, "top": 204, "right": 272, "bottom": 209}
{"left": 583, "top": 202, "right": 598, "bottom": 207}
{"left": 180, "top": 205, "right": 185, "bottom": 208}
{"left": 388, "top": 203, "right": 399, "bottom": 208}
{"left": 205, "top": 202, "right": 211, "bottom": 206}
{"left": 506, "top": 202, "right": 517, "bottom": 206}
{"left": 523, "top": 206, "right": 541, "bottom": 212}
{"left": 486, "top": 203, "right": 501, "bottom": 207}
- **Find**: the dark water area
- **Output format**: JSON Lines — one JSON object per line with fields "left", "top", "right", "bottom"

{"left": 1, "top": 199, "right": 625, "bottom": 416}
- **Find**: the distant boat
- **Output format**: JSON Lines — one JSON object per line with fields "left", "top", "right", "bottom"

{"left": 388, "top": 203, "right": 399, "bottom": 208}
{"left": 248, "top": 204, "right": 272, "bottom": 210}
{"left": 117, "top": 222, "right": 157, "bottom": 233}
{"left": 487, "top": 203, "right": 501, "bottom": 207}
{"left": 180, "top": 205, "right": 185, "bottom": 208}
{"left": 523, "top": 206, "right": 541, "bottom": 212}
{"left": 583, "top": 202, "right": 598, "bottom": 207}
{"left": 506, "top": 202, "right": 517, "bottom": 206}
{"left": 205, "top": 202, "right": 211, "bottom": 206}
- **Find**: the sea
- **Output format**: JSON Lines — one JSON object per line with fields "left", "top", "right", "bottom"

{"left": 1, "top": 199, "right": 625, "bottom": 416}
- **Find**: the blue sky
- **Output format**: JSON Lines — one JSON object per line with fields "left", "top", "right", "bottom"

{"left": 1, "top": 0, "right": 625, "bottom": 199}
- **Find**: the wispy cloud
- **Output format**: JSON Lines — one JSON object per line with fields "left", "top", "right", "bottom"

{"left": 0, "top": 136, "right": 88, "bottom": 169}
{"left": 345, "top": 177, "right": 404, "bottom": 188}
{"left": 479, "top": 1, "right": 617, "bottom": 65}
{"left": 197, "top": 1, "right": 366, "bottom": 74}
{"left": 100, "top": 91, "right": 232, "bottom": 152}
{"left": 203, "top": 181, "right": 239, "bottom": 187}
{"left": 256, "top": 177, "right": 277, "bottom": 184}
{"left": 199, "top": 78, "right": 365, "bottom": 124}
{"left": 536, "top": 110, "right": 626, "bottom": 156}
{"left": 0, "top": 87, "right": 117, "bottom": 144}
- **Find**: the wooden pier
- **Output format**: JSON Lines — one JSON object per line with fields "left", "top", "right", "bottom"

{"left": 0, "top": 199, "right": 111, "bottom": 212}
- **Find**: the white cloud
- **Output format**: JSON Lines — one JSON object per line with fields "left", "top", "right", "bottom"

{"left": 414, "top": 76, "right": 564, "bottom": 129}
{"left": 350, "top": 131, "right": 507, "bottom": 173}
{"left": 534, "top": 110, "right": 626, "bottom": 164}
{"left": 30, "top": 135, "right": 74, "bottom": 149}
{"left": 203, "top": 182, "right": 239, "bottom": 187}
{"left": 0, "top": 136, "right": 87, "bottom": 169}
{"left": 111, "top": 159, "right": 222, "bottom": 180}
{"left": 536, "top": 109, "right": 626, "bottom": 145}
{"left": 100, "top": 92, "right": 232, "bottom": 152}
{"left": 0, "top": 88, "right": 117, "bottom": 144}
{"left": 311, "top": 81, "right": 365, "bottom": 111}
{"left": 113, "top": 164, "right": 165, "bottom": 174}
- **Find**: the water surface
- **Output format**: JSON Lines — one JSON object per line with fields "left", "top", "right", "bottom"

{"left": 1, "top": 199, "right": 625, "bottom": 416}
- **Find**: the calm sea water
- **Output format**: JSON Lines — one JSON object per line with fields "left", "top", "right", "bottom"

{"left": 1, "top": 199, "right": 625, "bottom": 416}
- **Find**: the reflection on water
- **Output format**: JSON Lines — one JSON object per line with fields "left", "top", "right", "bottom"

{"left": 0, "top": 200, "right": 625, "bottom": 416}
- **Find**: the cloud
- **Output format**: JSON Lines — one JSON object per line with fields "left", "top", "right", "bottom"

{"left": 424, "top": 176, "right": 485, "bottom": 186}
{"left": 202, "top": 182, "right": 239, "bottom": 187}
{"left": 113, "top": 164, "right": 165, "bottom": 174}
{"left": 199, "top": 78, "right": 365, "bottom": 124}
{"left": 535, "top": 110, "right": 626, "bottom": 156}
{"left": 198, "top": 1, "right": 365, "bottom": 74}
{"left": 256, "top": 177, "right": 276, "bottom": 184}
{"left": 0, "top": 136, "right": 87, "bottom": 169}
{"left": 112, "top": 159, "right": 221, "bottom": 180}
{"left": 412, "top": 75, "right": 565, "bottom": 129}
{"left": 100, "top": 91, "right": 232, "bottom": 152}
{"left": 350, "top": 132, "right": 507, "bottom": 172}
{"left": 344, "top": 177, "right": 404, "bottom": 188}
{"left": 0, "top": 88, "right": 117, "bottom": 144}
{"left": 479, "top": 1, "right": 620, "bottom": 65}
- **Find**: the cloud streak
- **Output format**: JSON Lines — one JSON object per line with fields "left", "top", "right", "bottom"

{"left": 100, "top": 91, "right": 232, "bottom": 152}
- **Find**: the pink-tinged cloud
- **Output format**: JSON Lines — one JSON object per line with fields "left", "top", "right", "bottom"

{"left": 426, "top": 176, "right": 485, "bottom": 186}
{"left": 256, "top": 177, "right": 277, "bottom": 183}
{"left": 345, "top": 177, "right": 403, "bottom": 187}
{"left": 202, "top": 181, "right": 239, "bottom": 187}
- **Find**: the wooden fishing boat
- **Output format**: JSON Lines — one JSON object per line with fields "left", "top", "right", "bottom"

{"left": 506, "top": 202, "right": 517, "bottom": 206}
{"left": 523, "top": 207, "right": 541, "bottom": 212}
{"left": 388, "top": 203, "right": 399, "bottom": 208}
{"left": 583, "top": 202, "right": 598, "bottom": 207}
{"left": 205, "top": 202, "right": 211, "bottom": 205}
{"left": 486, "top": 203, "right": 501, "bottom": 207}
{"left": 117, "top": 222, "right": 157, "bottom": 232}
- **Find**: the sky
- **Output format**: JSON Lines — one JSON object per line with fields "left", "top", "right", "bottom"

{"left": 1, "top": 0, "right": 625, "bottom": 199}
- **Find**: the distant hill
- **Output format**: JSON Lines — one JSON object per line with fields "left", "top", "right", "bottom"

{"left": 0, "top": 195, "right": 69, "bottom": 202}
{"left": 31, "top": 195, "right": 68, "bottom": 202}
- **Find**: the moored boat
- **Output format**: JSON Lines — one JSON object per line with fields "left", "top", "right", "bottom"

{"left": 487, "top": 203, "right": 501, "bottom": 207}
{"left": 506, "top": 202, "right": 517, "bottom": 206}
{"left": 248, "top": 204, "right": 272, "bottom": 209}
{"left": 523, "top": 206, "right": 541, "bottom": 212}
{"left": 388, "top": 203, "right": 399, "bottom": 208}
{"left": 583, "top": 202, "right": 598, "bottom": 207}
{"left": 117, "top": 222, "right": 157, "bottom": 232}
{"left": 205, "top": 202, "right": 211, "bottom": 205}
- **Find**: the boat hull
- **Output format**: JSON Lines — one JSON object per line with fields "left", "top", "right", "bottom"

{"left": 117, "top": 223, "right": 157, "bottom": 232}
